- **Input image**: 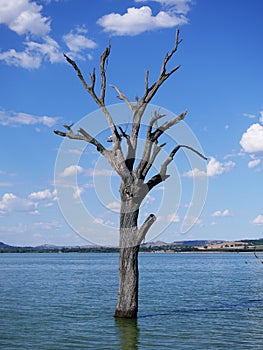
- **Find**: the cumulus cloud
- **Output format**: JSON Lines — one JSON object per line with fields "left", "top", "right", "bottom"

{"left": 28, "top": 189, "right": 56, "bottom": 200}
{"left": 97, "top": 5, "right": 188, "bottom": 36}
{"left": 135, "top": 0, "right": 193, "bottom": 14}
{"left": 207, "top": 157, "right": 235, "bottom": 177}
{"left": 0, "top": 0, "right": 51, "bottom": 36}
{"left": 212, "top": 209, "right": 231, "bottom": 217}
{"left": 183, "top": 167, "right": 206, "bottom": 177}
{"left": 0, "top": 2, "right": 97, "bottom": 69}
{"left": 0, "top": 47, "right": 42, "bottom": 69}
{"left": 248, "top": 158, "right": 261, "bottom": 169}
{"left": 106, "top": 201, "right": 121, "bottom": 213}
{"left": 240, "top": 123, "right": 263, "bottom": 153}
{"left": 60, "top": 165, "right": 84, "bottom": 178}
{"left": 0, "top": 193, "right": 37, "bottom": 215}
{"left": 0, "top": 108, "right": 59, "bottom": 127}
{"left": 0, "top": 36, "right": 63, "bottom": 69}
{"left": 63, "top": 31, "right": 97, "bottom": 52}
{"left": 252, "top": 214, "right": 263, "bottom": 225}
{"left": 183, "top": 157, "right": 235, "bottom": 177}
{"left": 106, "top": 201, "right": 121, "bottom": 212}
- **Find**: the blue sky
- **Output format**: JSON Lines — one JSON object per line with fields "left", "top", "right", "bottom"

{"left": 0, "top": 0, "right": 263, "bottom": 246}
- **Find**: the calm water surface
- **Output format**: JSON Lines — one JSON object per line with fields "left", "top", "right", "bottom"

{"left": 0, "top": 253, "right": 263, "bottom": 349}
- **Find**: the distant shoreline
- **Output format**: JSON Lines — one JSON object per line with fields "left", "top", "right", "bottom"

{"left": 1, "top": 247, "right": 263, "bottom": 254}
{"left": 1, "top": 238, "right": 263, "bottom": 254}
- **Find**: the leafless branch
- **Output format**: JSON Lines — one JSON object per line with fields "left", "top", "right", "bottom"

{"left": 135, "top": 111, "right": 166, "bottom": 177}
{"left": 142, "top": 142, "right": 166, "bottom": 178}
{"left": 146, "top": 144, "right": 207, "bottom": 191}
{"left": 136, "top": 110, "right": 184, "bottom": 179}
{"left": 54, "top": 124, "right": 108, "bottom": 155}
{"left": 141, "top": 28, "right": 182, "bottom": 104}
{"left": 145, "top": 70, "right": 149, "bottom": 92}
{"left": 110, "top": 84, "right": 135, "bottom": 112}
{"left": 137, "top": 214, "right": 156, "bottom": 244}
{"left": 151, "top": 110, "right": 187, "bottom": 142}
{"left": 100, "top": 44, "right": 111, "bottom": 103}
{"left": 127, "top": 29, "right": 182, "bottom": 172}
{"left": 64, "top": 50, "right": 120, "bottom": 143}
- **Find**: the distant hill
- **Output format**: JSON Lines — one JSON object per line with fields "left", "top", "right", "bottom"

{"left": 0, "top": 242, "right": 14, "bottom": 249}
{"left": 1, "top": 238, "right": 263, "bottom": 253}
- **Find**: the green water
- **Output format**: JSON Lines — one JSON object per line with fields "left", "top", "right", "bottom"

{"left": 0, "top": 253, "right": 263, "bottom": 349}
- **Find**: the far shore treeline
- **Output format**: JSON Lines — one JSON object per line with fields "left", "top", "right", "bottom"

{"left": 1, "top": 239, "right": 263, "bottom": 253}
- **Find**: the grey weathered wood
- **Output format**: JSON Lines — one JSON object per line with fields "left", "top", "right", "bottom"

{"left": 54, "top": 29, "right": 206, "bottom": 318}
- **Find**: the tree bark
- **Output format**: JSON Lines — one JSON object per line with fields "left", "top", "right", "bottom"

{"left": 114, "top": 244, "right": 140, "bottom": 318}
{"left": 114, "top": 195, "right": 141, "bottom": 318}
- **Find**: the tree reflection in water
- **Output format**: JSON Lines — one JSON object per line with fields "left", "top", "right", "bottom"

{"left": 115, "top": 318, "right": 140, "bottom": 350}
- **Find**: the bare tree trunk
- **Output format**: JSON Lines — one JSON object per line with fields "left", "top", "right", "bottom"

{"left": 114, "top": 243, "right": 140, "bottom": 318}
{"left": 114, "top": 196, "right": 141, "bottom": 318}
{"left": 54, "top": 30, "right": 207, "bottom": 319}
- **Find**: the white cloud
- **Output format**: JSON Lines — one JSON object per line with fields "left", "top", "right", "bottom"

{"left": 60, "top": 165, "right": 84, "bottom": 177}
{"left": 63, "top": 32, "right": 97, "bottom": 52}
{"left": 243, "top": 113, "right": 256, "bottom": 119}
{"left": 212, "top": 209, "right": 231, "bottom": 217}
{"left": 0, "top": 223, "right": 27, "bottom": 233}
{"left": 240, "top": 123, "right": 263, "bottom": 153}
{"left": 0, "top": 108, "right": 59, "bottom": 127}
{"left": 252, "top": 214, "right": 263, "bottom": 225}
{"left": 0, "top": 47, "right": 42, "bottom": 69}
{"left": 183, "top": 157, "right": 235, "bottom": 177}
{"left": 0, "top": 36, "right": 63, "bottom": 69}
{"left": 106, "top": 201, "right": 121, "bottom": 212}
{"left": 85, "top": 168, "right": 116, "bottom": 177}
{"left": 97, "top": 6, "right": 188, "bottom": 36}
{"left": 135, "top": 0, "right": 193, "bottom": 14}
{"left": 260, "top": 111, "right": 263, "bottom": 124}
{"left": 28, "top": 189, "right": 55, "bottom": 200}
{"left": 0, "top": 0, "right": 51, "bottom": 36}
{"left": 183, "top": 167, "right": 206, "bottom": 177}
{"left": 0, "top": 193, "right": 37, "bottom": 215}
{"left": 207, "top": 157, "right": 235, "bottom": 177}
{"left": 248, "top": 158, "right": 261, "bottom": 168}
{"left": 0, "top": 2, "right": 97, "bottom": 69}
{"left": 73, "top": 186, "right": 84, "bottom": 199}
{"left": 32, "top": 220, "right": 61, "bottom": 230}
{"left": 93, "top": 217, "right": 104, "bottom": 225}
{"left": 167, "top": 212, "right": 180, "bottom": 222}
{"left": 26, "top": 36, "right": 63, "bottom": 63}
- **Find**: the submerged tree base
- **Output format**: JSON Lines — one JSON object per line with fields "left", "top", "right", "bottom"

{"left": 114, "top": 308, "right": 138, "bottom": 319}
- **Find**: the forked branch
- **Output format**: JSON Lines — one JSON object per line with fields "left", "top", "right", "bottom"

{"left": 151, "top": 110, "right": 187, "bottom": 142}
{"left": 54, "top": 124, "right": 108, "bottom": 155}
{"left": 128, "top": 29, "right": 182, "bottom": 171}
{"left": 141, "top": 29, "right": 182, "bottom": 104}
{"left": 136, "top": 110, "right": 186, "bottom": 178}
{"left": 64, "top": 47, "right": 120, "bottom": 142}
{"left": 110, "top": 84, "right": 135, "bottom": 112}
{"left": 146, "top": 144, "right": 207, "bottom": 191}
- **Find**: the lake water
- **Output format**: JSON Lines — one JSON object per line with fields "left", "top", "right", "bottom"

{"left": 1, "top": 253, "right": 263, "bottom": 349}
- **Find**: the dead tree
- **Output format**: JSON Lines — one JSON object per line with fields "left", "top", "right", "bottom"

{"left": 54, "top": 30, "right": 207, "bottom": 318}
